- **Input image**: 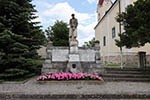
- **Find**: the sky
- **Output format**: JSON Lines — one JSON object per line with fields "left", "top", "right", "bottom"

{"left": 32, "top": 0, "right": 116, "bottom": 46}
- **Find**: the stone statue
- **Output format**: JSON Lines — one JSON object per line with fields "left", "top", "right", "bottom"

{"left": 69, "top": 14, "right": 78, "bottom": 41}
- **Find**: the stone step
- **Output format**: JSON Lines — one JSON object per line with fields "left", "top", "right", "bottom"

{"left": 102, "top": 73, "right": 150, "bottom": 78}
{"left": 102, "top": 68, "right": 150, "bottom": 82}
{"left": 103, "top": 77, "right": 150, "bottom": 82}
{"left": 105, "top": 67, "right": 150, "bottom": 71}
{"left": 105, "top": 70, "right": 150, "bottom": 75}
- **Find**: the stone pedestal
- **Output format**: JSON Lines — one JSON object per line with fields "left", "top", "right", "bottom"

{"left": 67, "top": 62, "right": 82, "bottom": 73}
{"left": 70, "top": 47, "right": 78, "bottom": 54}
{"left": 69, "top": 40, "right": 78, "bottom": 47}
{"left": 66, "top": 40, "right": 82, "bottom": 73}
{"left": 69, "top": 40, "right": 78, "bottom": 54}
{"left": 69, "top": 54, "right": 80, "bottom": 62}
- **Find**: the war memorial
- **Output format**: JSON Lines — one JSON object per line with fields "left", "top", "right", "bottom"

{"left": 42, "top": 14, "right": 104, "bottom": 74}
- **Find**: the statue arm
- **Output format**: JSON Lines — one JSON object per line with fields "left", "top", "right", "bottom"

{"left": 69, "top": 19, "right": 73, "bottom": 28}
{"left": 76, "top": 19, "right": 78, "bottom": 28}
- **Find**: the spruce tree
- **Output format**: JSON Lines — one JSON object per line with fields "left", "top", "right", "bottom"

{"left": 0, "top": 0, "right": 45, "bottom": 80}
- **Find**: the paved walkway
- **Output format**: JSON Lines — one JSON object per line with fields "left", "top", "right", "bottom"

{"left": 0, "top": 77, "right": 150, "bottom": 95}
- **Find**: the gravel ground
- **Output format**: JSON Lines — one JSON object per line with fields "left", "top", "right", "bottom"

{"left": 0, "top": 77, "right": 150, "bottom": 95}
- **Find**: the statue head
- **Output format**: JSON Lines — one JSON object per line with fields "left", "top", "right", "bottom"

{"left": 71, "top": 14, "right": 75, "bottom": 18}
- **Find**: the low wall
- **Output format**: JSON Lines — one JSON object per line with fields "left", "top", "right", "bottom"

{"left": 51, "top": 47, "right": 97, "bottom": 62}
{"left": 50, "top": 62, "right": 101, "bottom": 73}
{"left": 103, "top": 55, "right": 139, "bottom": 65}
{"left": 103, "top": 54, "right": 150, "bottom": 67}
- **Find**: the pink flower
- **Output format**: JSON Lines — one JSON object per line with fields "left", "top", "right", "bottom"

{"left": 55, "top": 74, "right": 60, "bottom": 80}
{"left": 39, "top": 75, "right": 47, "bottom": 80}
{"left": 72, "top": 73, "right": 77, "bottom": 79}
{"left": 90, "top": 74, "right": 94, "bottom": 79}
{"left": 98, "top": 77, "right": 103, "bottom": 81}
{"left": 60, "top": 74, "right": 65, "bottom": 80}
{"left": 68, "top": 73, "right": 72, "bottom": 79}
{"left": 76, "top": 75, "right": 80, "bottom": 79}
{"left": 48, "top": 75, "right": 51, "bottom": 79}
{"left": 50, "top": 75, "right": 55, "bottom": 79}
{"left": 95, "top": 75, "right": 99, "bottom": 79}
{"left": 63, "top": 73, "right": 68, "bottom": 80}
{"left": 37, "top": 72, "right": 103, "bottom": 81}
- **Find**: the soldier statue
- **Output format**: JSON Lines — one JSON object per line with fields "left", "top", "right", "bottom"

{"left": 69, "top": 14, "right": 78, "bottom": 41}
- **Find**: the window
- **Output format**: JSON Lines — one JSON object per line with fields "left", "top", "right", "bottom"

{"left": 112, "top": 27, "right": 116, "bottom": 38}
{"left": 98, "top": 13, "right": 100, "bottom": 21}
{"left": 103, "top": 36, "right": 106, "bottom": 46}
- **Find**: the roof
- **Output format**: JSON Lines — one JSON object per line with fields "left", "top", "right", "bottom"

{"left": 98, "top": 0, "right": 104, "bottom": 5}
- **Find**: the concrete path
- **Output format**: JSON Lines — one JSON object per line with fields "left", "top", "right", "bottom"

{"left": 0, "top": 77, "right": 150, "bottom": 99}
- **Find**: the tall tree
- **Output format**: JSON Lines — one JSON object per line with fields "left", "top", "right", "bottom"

{"left": 0, "top": 0, "right": 45, "bottom": 80}
{"left": 82, "top": 38, "right": 96, "bottom": 47}
{"left": 45, "top": 20, "right": 69, "bottom": 46}
{"left": 115, "top": 0, "right": 150, "bottom": 48}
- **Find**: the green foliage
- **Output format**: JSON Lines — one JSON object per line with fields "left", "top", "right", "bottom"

{"left": 45, "top": 20, "right": 69, "bottom": 46}
{"left": 95, "top": 40, "right": 100, "bottom": 43}
{"left": 0, "top": 0, "right": 45, "bottom": 80}
{"left": 82, "top": 38, "right": 96, "bottom": 47}
{"left": 115, "top": 0, "right": 150, "bottom": 48}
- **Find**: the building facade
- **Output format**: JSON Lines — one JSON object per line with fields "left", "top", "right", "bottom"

{"left": 95, "top": 0, "right": 150, "bottom": 65}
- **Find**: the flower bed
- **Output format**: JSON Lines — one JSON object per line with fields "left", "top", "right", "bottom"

{"left": 37, "top": 72, "right": 103, "bottom": 81}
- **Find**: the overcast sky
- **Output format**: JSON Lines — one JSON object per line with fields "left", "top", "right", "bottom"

{"left": 33, "top": 0, "right": 116, "bottom": 46}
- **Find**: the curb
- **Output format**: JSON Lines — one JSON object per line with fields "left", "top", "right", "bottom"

{"left": 0, "top": 93, "right": 150, "bottom": 99}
